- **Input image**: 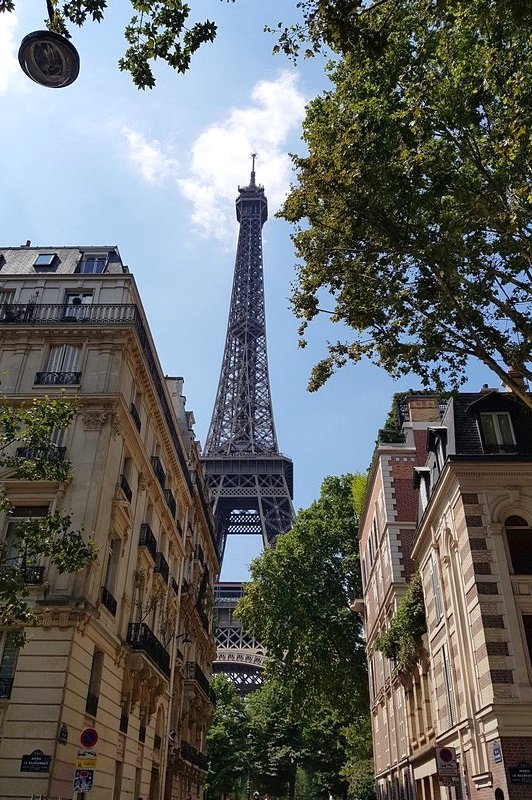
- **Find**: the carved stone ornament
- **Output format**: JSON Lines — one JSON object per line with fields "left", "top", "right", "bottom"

{"left": 111, "top": 413, "right": 121, "bottom": 439}
{"left": 82, "top": 409, "right": 111, "bottom": 430}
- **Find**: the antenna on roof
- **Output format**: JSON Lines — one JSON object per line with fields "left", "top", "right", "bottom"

{"left": 250, "top": 152, "right": 257, "bottom": 186}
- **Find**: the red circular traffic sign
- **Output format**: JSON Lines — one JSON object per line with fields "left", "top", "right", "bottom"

{"left": 440, "top": 748, "right": 454, "bottom": 763}
{"left": 80, "top": 728, "right": 98, "bottom": 748}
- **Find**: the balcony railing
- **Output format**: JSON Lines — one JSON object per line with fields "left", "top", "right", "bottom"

{"left": 130, "top": 402, "right": 142, "bottom": 433}
{"left": 85, "top": 692, "right": 99, "bottom": 716}
{"left": 0, "top": 302, "right": 137, "bottom": 326}
{"left": 127, "top": 622, "right": 170, "bottom": 678}
{"left": 120, "top": 474, "right": 132, "bottom": 503}
{"left": 16, "top": 444, "right": 66, "bottom": 462}
{"left": 180, "top": 741, "right": 208, "bottom": 771}
{"left": 154, "top": 552, "right": 169, "bottom": 584}
{"left": 185, "top": 661, "right": 213, "bottom": 702}
{"left": 101, "top": 586, "right": 117, "bottom": 616}
{"left": 164, "top": 488, "right": 177, "bottom": 519}
{"left": 35, "top": 371, "right": 81, "bottom": 385}
{"left": 139, "top": 523, "right": 157, "bottom": 561}
{"left": 0, "top": 677, "right": 13, "bottom": 699}
{"left": 151, "top": 456, "right": 166, "bottom": 490}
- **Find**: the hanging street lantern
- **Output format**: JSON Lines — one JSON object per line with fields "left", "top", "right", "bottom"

{"left": 18, "top": 29, "right": 80, "bottom": 88}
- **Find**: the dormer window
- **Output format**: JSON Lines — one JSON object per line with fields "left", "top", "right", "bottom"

{"left": 479, "top": 412, "right": 516, "bottom": 453}
{"left": 77, "top": 253, "right": 108, "bottom": 274}
{"left": 34, "top": 253, "right": 58, "bottom": 272}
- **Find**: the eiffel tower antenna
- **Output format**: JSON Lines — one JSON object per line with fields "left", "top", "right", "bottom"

{"left": 203, "top": 164, "right": 294, "bottom": 561}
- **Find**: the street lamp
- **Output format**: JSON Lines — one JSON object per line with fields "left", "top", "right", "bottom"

{"left": 18, "top": 29, "right": 80, "bottom": 88}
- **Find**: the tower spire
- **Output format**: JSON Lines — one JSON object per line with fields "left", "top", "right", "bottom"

{"left": 250, "top": 152, "right": 257, "bottom": 186}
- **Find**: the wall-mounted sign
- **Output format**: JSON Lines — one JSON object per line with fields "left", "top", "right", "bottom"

{"left": 436, "top": 746, "right": 458, "bottom": 776}
{"left": 20, "top": 749, "right": 51, "bottom": 772}
{"left": 76, "top": 749, "right": 97, "bottom": 768}
{"left": 509, "top": 762, "right": 532, "bottom": 785}
{"left": 80, "top": 727, "right": 98, "bottom": 748}
{"left": 58, "top": 722, "right": 68, "bottom": 745}
{"left": 73, "top": 768, "right": 95, "bottom": 792}
{"left": 492, "top": 739, "right": 503, "bottom": 764}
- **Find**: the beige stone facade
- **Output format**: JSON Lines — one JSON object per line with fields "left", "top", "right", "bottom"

{"left": 360, "top": 389, "right": 532, "bottom": 800}
{"left": 0, "top": 246, "right": 219, "bottom": 800}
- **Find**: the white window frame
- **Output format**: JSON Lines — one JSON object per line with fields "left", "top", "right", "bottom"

{"left": 479, "top": 411, "right": 516, "bottom": 448}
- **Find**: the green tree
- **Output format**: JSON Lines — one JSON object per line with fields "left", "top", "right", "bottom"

{"left": 281, "top": 0, "right": 532, "bottom": 407}
{"left": 0, "top": 397, "right": 96, "bottom": 645}
{"left": 237, "top": 475, "right": 368, "bottom": 713}
{"left": 206, "top": 674, "right": 250, "bottom": 800}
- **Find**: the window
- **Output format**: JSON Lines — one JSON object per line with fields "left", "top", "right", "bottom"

{"left": 0, "top": 289, "right": 16, "bottom": 319}
{"left": 102, "top": 538, "right": 121, "bottom": 615}
{"left": 77, "top": 253, "right": 108, "bottom": 274}
{"left": 479, "top": 412, "right": 516, "bottom": 453}
{"left": 430, "top": 552, "right": 443, "bottom": 621}
{"left": 441, "top": 642, "right": 456, "bottom": 727}
{"left": 85, "top": 648, "right": 104, "bottom": 716}
{"left": 37, "top": 344, "right": 81, "bottom": 385}
{"left": 414, "top": 468, "right": 431, "bottom": 512}
{"left": 505, "top": 515, "right": 532, "bottom": 574}
{"left": 0, "top": 634, "right": 19, "bottom": 699}
{"left": 33, "top": 253, "right": 58, "bottom": 271}
{"left": 63, "top": 291, "right": 93, "bottom": 321}
{"left": 3, "top": 506, "right": 49, "bottom": 583}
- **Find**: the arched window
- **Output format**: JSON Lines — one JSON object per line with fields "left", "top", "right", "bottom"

{"left": 505, "top": 515, "right": 532, "bottom": 574}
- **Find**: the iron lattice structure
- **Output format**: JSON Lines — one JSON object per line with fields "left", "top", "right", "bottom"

{"left": 203, "top": 164, "right": 294, "bottom": 692}
{"left": 203, "top": 164, "right": 294, "bottom": 556}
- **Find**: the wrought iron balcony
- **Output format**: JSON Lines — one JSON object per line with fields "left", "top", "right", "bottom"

{"left": 0, "top": 302, "right": 137, "bottom": 326}
{"left": 35, "top": 371, "right": 81, "bottom": 385}
{"left": 180, "top": 740, "right": 208, "bottom": 771}
{"left": 101, "top": 586, "right": 117, "bottom": 616}
{"left": 130, "top": 402, "right": 142, "bottom": 432}
{"left": 139, "top": 523, "right": 157, "bottom": 561}
{"left": 154, "top": 552, "right": 169, "bottom": 584}
{"left": 120, "top": 474, "right": 132, "bottom": 503}
{"left": 127, "top": 622, "right": 170, "bottom": 678}
{"left": 0, "top": 677, "right": 13, "bottom": 699}
{"left": 151, "top": 456, "right": 166, "bottom": 490}
{"left": 185, "top": 661, "right": 213, "bottom": 702}
{"left": 85, "top": 692, "right": 99, "bottom": 716}
{"left": 164, "top": 488, "right": 177, "bottom": 519}
{"left": 16, "top": 444, "right": 66, "bottom": 461}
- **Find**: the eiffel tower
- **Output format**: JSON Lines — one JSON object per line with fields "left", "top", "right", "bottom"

{"left": 203, "top": 157, "right": 294, "bottom": 692}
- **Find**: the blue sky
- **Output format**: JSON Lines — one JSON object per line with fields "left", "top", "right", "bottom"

{"left": 0, "top": 2, "right": 495, "bottom": 579}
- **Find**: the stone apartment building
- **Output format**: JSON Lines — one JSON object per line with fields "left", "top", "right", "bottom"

{"left": 0, "top": 245, "right": 219, "bottom": 800}
{"left": 360, "top": 387, "right": 532, "bottom": 800}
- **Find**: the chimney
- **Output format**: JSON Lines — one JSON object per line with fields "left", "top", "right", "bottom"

{"left": 505, "top": 366, "right": 528, "bottom": 393}
{"left": 480, "top": 383, "right": 493, "bottom": 393}
{"left": 406, "top": 394, "right": 441, "bottom": 423}
{"left": 21, "top": 240, "right": 31, "bottom": 248}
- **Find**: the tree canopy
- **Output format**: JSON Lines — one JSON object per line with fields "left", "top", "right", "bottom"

{"left": 0, "top": 397, "right": 96, "bottom": 645}
{"left": 281, "top": 0, "right": 532, "bottom": 406}
{"left": 206, "top": 674, "right": 250, "bottom": 800}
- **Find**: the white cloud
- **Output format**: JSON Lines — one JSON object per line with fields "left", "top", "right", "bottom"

{"left": 0, "top": 11, "right": 21, "bottom": 94}
{"left": 178, "top": 71, "right": 306, "bottom": 240}
{"left": 121, "top": 127, "right": 180, "bottom": 185}
{"left": 121, "top": 71, "right": 306, "bottom": 242}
